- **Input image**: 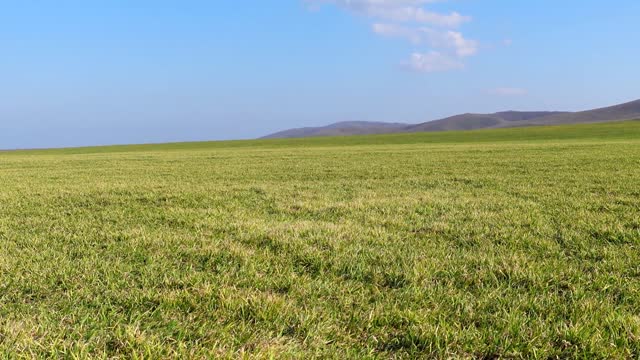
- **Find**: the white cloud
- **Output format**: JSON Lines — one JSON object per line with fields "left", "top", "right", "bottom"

{"left": 367, "top": 7, "right": 470, "bottom": 27}
{"left": 405, "top": 51, "right": 464, "bottom": 72}
{"left": 372, "top": 23, "right": 422, "bottom": 43}
{"left": 421, "top": 28, "right": 478, "bottom": 57}
{"left": 309, "top": 0, "right": 477, "bottom": 73}
{"left": 489, "top": 87, "right": 528, "bottom": 96}
{"left": 310, "top": 0, "right": 470, "bottom": 27}
{"left": 373, "top": 24, "right": 478, "bottom": 57}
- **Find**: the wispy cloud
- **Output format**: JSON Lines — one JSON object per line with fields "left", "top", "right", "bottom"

{"left": 308, "top": 0, "right": 477, "bottom": 73}
{"left": 405, "top": 51, "right": 464, "bottom": 72}
{"left": 373, "top": 24, "right": 478, "bottom": 57}
{"left": 372, "top": 23, "right": 423, "bottom": 44}
{"left": 310, "top": 0, "right": 470, "bottom": 27}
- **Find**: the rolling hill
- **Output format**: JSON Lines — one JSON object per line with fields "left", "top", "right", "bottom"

{"left": 261, "top": 121, "right": 409, "bottom": 139}
{"left": 499, "top": 99, "right": 640, "bottom": 127}
{"left": 263, "top": 99, "right": 640, "bottom": 138}
{"left": 404, "top": 111, "right": 567, "bottom": 132}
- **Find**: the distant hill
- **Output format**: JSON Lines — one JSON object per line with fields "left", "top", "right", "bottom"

{"left": 262, "top": 99, "right": 640, "bottom": 138}
{"left": 405, "top": 111, "right": 566, "bottom": 132}
{"left": 499, "top": 99, "right": 640, "bottom": 128}
{"left": 261, "top": 121, "right": 408, "bottom": 139}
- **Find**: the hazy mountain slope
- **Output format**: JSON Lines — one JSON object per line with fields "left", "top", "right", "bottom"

{"left": 261, "top": 121, "right": 408, "bottom": 139}
{"left": 406, "top": 114, "right": 505, "bottom": 132}
{"left": 492, "top": 111, "right": 568, "bottom": 122}
{"left": 499, "top": 99, "right": 640, "bottom": 128}
{"left": 262, "top": 99, "right": 640, "bottom": 138}
{"left": 404, "top": 111, "right": 566, "bottom": 132}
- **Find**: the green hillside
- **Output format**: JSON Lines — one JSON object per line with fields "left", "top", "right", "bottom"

{"left": 0, "top": 120, "right": 639, "bottom": 358}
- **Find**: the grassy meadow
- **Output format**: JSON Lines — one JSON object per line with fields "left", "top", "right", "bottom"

{"left": 1, "top": 120, "right": 639, "bottom": 358}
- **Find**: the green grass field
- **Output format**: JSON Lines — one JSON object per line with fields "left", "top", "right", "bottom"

{"left": 1, "top": 121, "right": 639, "bottom": 358}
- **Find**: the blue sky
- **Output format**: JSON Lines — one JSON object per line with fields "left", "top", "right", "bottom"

{"left": 1, "top": 0, "right": 639, "bottom": 149}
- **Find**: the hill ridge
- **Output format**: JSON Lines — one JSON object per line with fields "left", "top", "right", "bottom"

{"left": 263, "top": 99, "right": 640, "bottom": 139}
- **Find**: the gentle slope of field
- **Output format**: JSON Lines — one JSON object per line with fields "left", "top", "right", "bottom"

{"left": 1, "top": 120, "right": 639, "bottom": 358}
